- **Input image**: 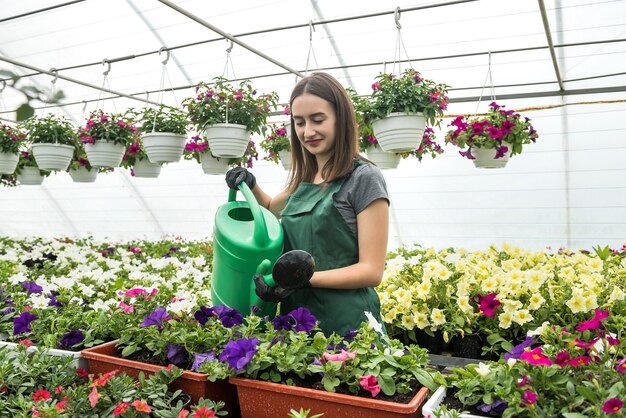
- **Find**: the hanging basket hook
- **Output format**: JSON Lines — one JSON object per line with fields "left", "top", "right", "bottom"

{"left": 0, "top": 79, "right": 7, "bottom": 93}
{"left": 394, "top": 7, "right": 402, "bottom": 30}
{"left": 159, "top": 47, "right": 170, "bottom": 65}
{"left": 102, "top": 59, "right": 111, "bottom": 76}
{"left": 226, "top": 39, "right": 234, "bottom": 54}
{"left": 309, "top": 20, "right": 315, "bottom": 42}
{"left": 49, "top": 68, "right": 59, "bottom": 84}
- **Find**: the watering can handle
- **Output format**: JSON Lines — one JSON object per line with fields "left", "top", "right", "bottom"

{"left": 228, "top": 182, "right": 269, "bottom": 247}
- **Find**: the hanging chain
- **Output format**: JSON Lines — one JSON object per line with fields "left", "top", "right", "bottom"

{"left": 475, "top": 51, "right": 497, "bottom": 115}
{"left": 304, "top": 21, "right": 319, "bottom": 76}
{"left": 95, "top": 59, "right": 117, "bottom": 113}
{"left": 221, "top": 39, "right": 237, "bottom": 125}
{"left": 391, "top": 7, "right": 413, "bottom": 76}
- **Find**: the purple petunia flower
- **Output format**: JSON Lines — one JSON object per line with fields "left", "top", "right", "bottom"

{"left": 140, "top": 307, "right": 170, "bottom": 330}
{"left": 218, "top": 338, "right": 260, "bottom": 372}
{"left": 21, "top": 281, "right": 43, "bottom": 294}
{"left": 495, "top": 145, "right": 509, "bottom": 159}
{"left": 459, "top": 148, "right": 475, "bottom": 160}
{"left": 504, "top": 336, "right": 535, "bottom": 361}
{"left": 213, "top": 305, "right": 244, "bottom": 328}
{"left": 343, "top": 329, "right": 358, "bottom": 342}
{"left": 13, "top": 312, "right": 38, "bottom": 335}
{"left": 2, "top": 307, "right": 15, "bottom": 316}
{"left": 289, "top": 307, "right": 316, "bottom": 333}
{"left": 167, "top": 344, "right": 187, "bottom": 366}
{"left": 59, "top": 330, "right": 85, "bottom": 348}
{"left": 191, "top": 351, "right": 216, "bottom": 371}
{"left": 271, "top": 314, "right": 292, "bottom": 331}
{"left": 48, "top": 295, "right": 63, "bottom": 307}
{"left": 194, "top": 306, "right": 215, "bottom": 325}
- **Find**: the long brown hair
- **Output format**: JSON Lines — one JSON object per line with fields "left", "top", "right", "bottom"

{"left": 286, "top": 72, "right": 361, "bottom": 192}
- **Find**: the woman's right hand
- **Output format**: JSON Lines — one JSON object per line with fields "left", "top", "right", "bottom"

{"left": 225, "top": 166, "right": 256, "bottom": 190}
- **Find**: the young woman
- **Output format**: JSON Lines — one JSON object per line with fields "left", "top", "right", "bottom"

{"left": 226, "top": 72, "right": 389, "bottom": 337}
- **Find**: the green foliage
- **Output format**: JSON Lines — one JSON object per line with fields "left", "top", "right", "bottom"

{"left": 0, "top": 69, "right": 65, "bottom": 122}
{"left": 79, "top": 110, "right": 139, "bottom": 146}
{"left": 130, "top": 105, "right": 189, "bottom": 135}
{"left": 0, "top": 123, "right": 26, "bottom": 154}
{"left": 288, "top": 408, "right": 324, "bottom": 418}
{"left": 183, "top": 76, "right": 279, "bottom": 135}
{"left": 260, "top": 123, "right": 290, "bottom": 164}
{"left": 22, "top": 114, "right": 77, "bottom": 146}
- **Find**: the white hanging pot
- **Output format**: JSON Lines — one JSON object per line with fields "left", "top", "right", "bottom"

{"left": 132, "top": 159, "right": 162, "bottom": 178}
{"left": 371, "top": 112, "right": 426, "bottom": 153}
{"left": 200, "top": 152, "right": 231, "bottom": 175}
{"left": 17, "top": 166, "right": 44, "bottom": 185}
{"left": 0, "top": 152, "right": 19, "bottom": 174}
{"left": 84, "top": 140, "right": 126, "bottom": 168}
{"left": 471, "top": 143, "right": 512, "bottom": 169}
{"left": 205, "top": 124, "right": 250, "bottom": 158}
{"left": 69, "top": 166, "right": 98, "bottom": 183}
{"left": 142, "top": 132, "right": 186, "bottom": 163}
{"left": 365, "top": 146, "right": 401, "bottom": 170}
{"left": 278, "top": 149, "right": 292, "bottom": 171}
{"left": 31, "top": 143, "right": 75, "bottom": 171}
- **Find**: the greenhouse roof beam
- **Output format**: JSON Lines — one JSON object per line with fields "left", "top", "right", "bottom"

{"left": 0, "top": 1, "right": 85, "bottom": 24}
{"left": 538, "top": 0, "right": 565, "bottom": 92}
{"left": 157, "top": 0, "right": 304, "bottom": 78}
{"left": 450, "top": 85, "right": 626, "bottom": 103}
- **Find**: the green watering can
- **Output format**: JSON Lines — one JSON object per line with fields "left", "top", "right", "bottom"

{"left": 211, "top": 182, "right": 284, "bottom": 318}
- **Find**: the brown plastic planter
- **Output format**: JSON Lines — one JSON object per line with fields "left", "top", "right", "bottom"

{"left": 230, "top": 377, "right": 429, "bottom": 418}
{"left": 81, "top": 341, "right": 240, "bottom": 417}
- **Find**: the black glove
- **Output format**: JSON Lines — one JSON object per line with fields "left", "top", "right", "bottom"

{"left": 225, "top": 166, "right": 256, "bottom": 190}
{"left": 253, "top": 274, "right": 294, "bottom": 303}
{"left": 272, "top": 250, "right": 315, "bottom": 290}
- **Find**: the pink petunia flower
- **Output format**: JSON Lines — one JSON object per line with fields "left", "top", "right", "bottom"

{"left": 520, "top": 347, "right": 552, "bottom": 366}
{"left": 521, "top": 389, "right": 537, "bottom": 406}
{"left": 89, "top": 387, "right": 101, "bottom": 408}
{"left": 478, "top": 293, "right": 501, "bottom": 317}
{"left": 568, "top": 355, "right": 591, "bottom": 367}
{"left": 359, "top": 374, "right": 381, "bottom": 397}
{"left": 602, "top": 398, "right": 623, "bottom": 414}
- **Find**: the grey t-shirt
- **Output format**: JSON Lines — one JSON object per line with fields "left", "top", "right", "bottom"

{"left": 333, "top": 162, "right": 390, "bottom": 238}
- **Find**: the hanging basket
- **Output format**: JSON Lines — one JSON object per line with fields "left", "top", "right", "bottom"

{"left": 17, "top": 167, "right": 45, "bottom": 186}
{"left": 200, "top": 152, "right": 231, "bottom": 175}
{"left": 278, "top": 149, "right": 292, "bottom": 171}
{"left": 205, "top": 124, "right": 250, "bottom": 158}
{"left": 84, "top": 140, "right": 126, "bottom": 168}
{"left": 31, "top": 143, "right": 75, "bottom": 171}
{"left": 371, "top": 112, "right": 426, "bottom": 153}
{"left": 69, "top": 166, "right": 98, "bottom": 183}
{"left": 0, "top": 152, "right": 19, "bottom": 174}
{"left": 142, "top": 132, "right": 187, "bottom": 163}
{"left": 471, "top": 143, "right": 512, "bottom": 169}
{"left": 365, "top": 146, "right": 401, "bottom": 170}
{"left": 132, "top": 159, "right": 162, "bottom": 178}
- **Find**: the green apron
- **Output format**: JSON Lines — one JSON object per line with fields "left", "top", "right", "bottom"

{"left": 278, "top": 165, "right": 384, "bottom": 337}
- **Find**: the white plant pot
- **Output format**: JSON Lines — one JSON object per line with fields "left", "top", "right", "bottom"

{"left": 365, "top": 146, "right": 401, "bottom": 170}
{"left": 200, "top": 152, "right": 231, "bottom": 175}
{"left": 205, "top": 123, "right": 250, "bottom": 158}
{"left": 17, "top": 166, "right": 44, "bottom": 185}
{"left": 0, "top": 151, "right": 19, "bottom": 174}
{"left": 471, "top": 143, "right": 512, "bottom": 169}
{"left": 132, "top": 159, "right": 162, "bottom": 178}
{"left": 142, "top": 132, "right": 186, "bottom": 163}
{"left": 31, "top": 143, "right": 74, "bottom": 171}
{"left": 84, "top": 140, "right": 126, "bottom": 168}
{"left": 278, "top": 149, "right": 292, "bottom": 171}
{"left": 0, "top": 340, "right": 88, "bottom": 370}
{"left": 422, "top": 386, "right": 487, "bottom": 418}
{"left": 371, "top": 112, "right": 426, "bottom": 153}
{"left": 69, "top": 166, "right": 98, "bottom": 183}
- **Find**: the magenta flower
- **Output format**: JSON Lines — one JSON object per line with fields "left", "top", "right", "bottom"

{"left": 359, "top": 375, "right": 381, "bottom": 397}
{"left": 607, "top": 336, "right": 621, "bottom": 346}
{"left": 576, "top": 309, "right": 609, "bottom": 331}
{"left": 602, "top": 398, "right": 623, "bottom": 414}
{"left": 486, "top": 126, "right": 503, "bottom": 139}
{"left": 520, "top": 347, "right": 552, "bottom": 366}
{"left": 516, "top": 375, "right": 531, "bottom": 388}
{"left": 489, "top": 102, "right": 500, "bottom": 110}
{"left": 568, "top": 355, "right": 591, "bottom": 367}
{"left": 500, "top": 119, "right": 516, "bottom": 134}
{"left": 478, "top": 293, "right": 500, "bottom": 317}
{"left": 218, "top": 338, "right": 260, "bottom": 372}
{"left": 234, "top": 92, "right": 244, "bottom": 101}
{"left": 554, "top": 351, "right": 571, "bottom": 367}
{"left": 574, "top": 337, "right": 599, "bottom": 349}
{"left": 521, "top": 390, "right": 537, "bottom": 406}
{"left": 323, "top": 350, "right": 357, "bottom": 363}
{"left": 371, "top": 82, "right": 381, "bottom": 91}
{"left": 495, "top": 145, "right": 509, "bottom": 159}
{"left": 459, "top": 148, "right": 475, "bottom": 160}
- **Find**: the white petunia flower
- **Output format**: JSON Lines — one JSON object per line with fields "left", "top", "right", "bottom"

{"left": 476, "top": 362, "right": 491, "bottom": 377}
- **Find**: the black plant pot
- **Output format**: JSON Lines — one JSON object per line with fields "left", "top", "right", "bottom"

{"left": 451, "top": 333, "right": 484, "bottom": 360}
{"left": 415, "top": 329, "right": 445, "bottom": 355}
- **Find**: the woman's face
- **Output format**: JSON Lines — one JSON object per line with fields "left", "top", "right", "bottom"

{"left": 291, "top": 93, "right": 337, "bottom": 161}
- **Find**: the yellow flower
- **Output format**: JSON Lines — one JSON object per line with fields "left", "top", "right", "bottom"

{"left": 414, "top": 312, "right": 430, "bottom": 329}
{"left": 528, "top": 294, "right": 545, "bottom": 310}
{"left": 502, "top": 299, "right": 522, "bottom": 313}
{"left": 566, "top": 294, "right": 586, "bottom": 313}
{"left": 383, "top": 307, "right": 399, "bottom": 323}
{"left": 584, "top": 294, "right": 598, "bottom": 311}
{"left": 414, "top": 280, "right": 432, "bottom": 301}
{"left": 498, "top": 311, "right": 513, "bottom": 329}
{"left": 431, "top": 308, "right": 446, "bottom": 326}
{"left": 513, "top": 309, "right": 533, "bottom": 325}
{"left": 586, "top": 258, "right": 603, "bottom": 272}
{"left": 481, "top": 276, "right": 499, "bottom": 293}
{"left": 608, "top": 286, "right": 625, "bottom": 303}
{"left": 393, "top": 288, "right": 412, "bottom": 306}
{"left": 401, "top": 314, "right": 416, "bottom": 330}
{"left": 526, "top": 270, "right": 546, "bottom": 290}
{"left": 456, "top": 280, "right": 471, "bottom": 297}
{"left": 502, "top": 259, "right": 522, "bottom": 272}
{"left": 434, "top": 266, "right": 452, "bottom": 281}
{"left": 457, "top": 295, "right": 473, "bottom": 313}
